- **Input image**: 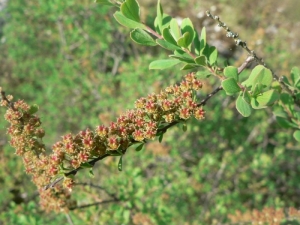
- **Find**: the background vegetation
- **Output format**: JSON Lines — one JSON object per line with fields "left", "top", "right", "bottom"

{"left": 0, "top": 0, "right": 299, "bottom": 224}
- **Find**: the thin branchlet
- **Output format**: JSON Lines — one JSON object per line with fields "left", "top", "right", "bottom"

{"left": 206, "top": 11, "right": 299, "bottom": 106}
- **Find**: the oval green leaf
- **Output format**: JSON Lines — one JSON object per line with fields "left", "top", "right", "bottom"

{"left": 236, "top": 94, "right": 252, "bottom": 117}
{"left": 224, "top": 66, "right": 238, "bottom": 81}
{"left": 162, "top": 28, "right": 177, "bottom": 45}
{"left": 209, "top": 46, "right": 218, "bottom": 65}
{"left": 242, "top": 65, "right": 273, "bottom": 89}
{"left": 169, "top": 18, "right": 181, "bottom": 41}
{"left": 199, "top": 27, "right": 206, "bottom": 53}
{"left": 177, "top": 32, "right": 191, "bottom": 48}
{"left": 156, "top": 39, "right": 180, "bottom": 51}
{"left": 120, "top": 0, "right": 140, "bottom": 22}
{"left": 135, "top": 143, "right": 144, "bottom": 151}
{"left": 130, "top": 28, "right": 157, "bottom": 46}
{"left": 180, "top": 63, "right": 199, "bottom": 70}
{"left": 256, "top": 89, "right": 279, "bottom": 107}
{"left": 291, "top": 67, "right": 300, "bottom": 87}
{"left": 293, "top": 130, "right": 300, "bottom": 142}
{"left": 181, "top": 18, "right": 194, "bottom": 47}
{"left": 222, "top": 78, "right": 241, "bottom": 95}
{"left": 113, "top": 12, "right": 146, "bottom": 29}
{"left": 194, "top": 56, "right": 207, "bottom": 66}
{"left": 149, "top": 59, "right": 181, "bottom": 70}
{"left": 155, "top": 0, "right": 163, "bottom": 34}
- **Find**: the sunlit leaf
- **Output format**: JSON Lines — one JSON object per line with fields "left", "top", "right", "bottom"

{"left": 118, "top": 156, "right": 123, "bottom": 171}
{"left": 130, "top": 28, "right": 157, "bottom": 46}
{"left": 169, "top": 18, "right": 181, "bottom": 41}
{"left": 156, "top": 39, "right": 180, "bottom": 51}
{"left": 120, "top": 0, "right": 140, "bottom": 22}
{"left": 224, "top": 66, "right": 238, "bottom": 81}
{"left": 293, "top": 130, "right": 300, "bottom": 142}
{"left": 242, "top": 65, "right": 273, "bottom": 89}
{"left": 149, "top": 59, "right": 181, "bottom": 70}
{"left": 113, "top": 12, "right": 146, "bottom": 29}
{"left": 222, "top": 78, "right": 241, "bottom": 95}
{"left": 236, "top": 94, "right": 252, "bottom": 117}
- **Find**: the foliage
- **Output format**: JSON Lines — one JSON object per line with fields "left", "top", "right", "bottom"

{"left": 0, "top": 0, "right": 300, "bottom": 224}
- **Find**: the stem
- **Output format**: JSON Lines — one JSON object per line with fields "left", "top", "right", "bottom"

{"left": 206, "top": 11, "right": 300, "bottom": 107}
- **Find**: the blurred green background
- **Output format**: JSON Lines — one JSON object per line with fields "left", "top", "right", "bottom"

{"left": 0, "top": 0, "right": 299, "bottom": 224}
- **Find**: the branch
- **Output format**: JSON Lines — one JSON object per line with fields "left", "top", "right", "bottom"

{"left": 43, "top": 56, "right": 254, "bottom": 190}
{"left": 199, "top": 56, "right": 254, "bottom": 106}
{"left": 75, "top": 182, "right": 119, "bottom": 200}
{"left": 1, "top": 90, "right": 16, "bottom": 111}
{"left": 69, "top": 199, "right": 121, "bottom": 210}
{"left": 206, "top": 11, "right": 300, "bottom": 107}
{"left": 43, "top": 153, "right": 111, "bottom": 190}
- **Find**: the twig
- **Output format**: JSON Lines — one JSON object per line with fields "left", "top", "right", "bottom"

{"left": 206, "top": 11, "right": 300, "bottom": 107}
{"left": 238, "top": 56, "right": 255, "bottom": 74}
{"left": 65, "top": 213, "right": 74, "bottom": 225}
{"left": 199, "top": 86, "right": 223, "bottom": 106}
{"left": 1, "top": 90, "right": 16, "bottom": 111}
{"left": 199, "top": 56, "right": 254, "bottom": 106}
{"left": 69, "top": 199, "right": 121, "bottom": 210}
{"left": 75, "top": 182, "right": 119, "bottom": 200}
{"left": 43, "top": 153, "right": 111, "bottom": 190}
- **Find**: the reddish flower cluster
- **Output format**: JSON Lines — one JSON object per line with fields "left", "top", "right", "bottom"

{"left": 0, "top": 73, "right": 205, "bottom": 212}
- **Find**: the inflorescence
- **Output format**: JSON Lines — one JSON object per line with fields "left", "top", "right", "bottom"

{"left": 0, "top": 73, "right": 205, "bottom": 212}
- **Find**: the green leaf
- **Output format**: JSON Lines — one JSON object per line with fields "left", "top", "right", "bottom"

{"left": 80, "top": 162, "right": 93, "bottom": 168}
{"left": 149, "top": 59, "right": 181, "bottom": 70}
{"left": 113, "top": 12, "right": 146, "bottom": 29}
{"left": 224, "top": 66, "right": 238, "bottom": 81}
{"left": 89, "top": 168, "right": 94, "bottom": 178}
{"left": 162, "top": 28, "right": 177, "bottom": 45}
{"left": 251, "top": 83, "right": 263, "bottom": 97}
{"left": 222, "top": 78, "right": 241, "bottom": 95}
{"left": 276, "top": 117, "right": 299, "bottom": 129}
{"left": 194, "top": 56, "right": 207, "bottom": 66}
{"left": 242, "top": 89, "right": 251, "bottom": 104}
{"left": 182, "top": 123, "right": 187, "bottom": 132}
{"left": 156, "top": 0, "right": 163, "bottom": 34}
{"left": 194, "top": 31, "right": 200, "bottom": 55}
{"left": 95, "top": 0, "right": 113, "bottom": 5}
{"left": 281, "top": 75, "right": 292, "bottom": 86}
{"left": 158, "top": 133, "right": 164, "bottom": 143}
{"left": 291, "top": 67, "right": 300, "bottom": 87}
{"left": 273, "top": 108, "right": 288, "bottom": 118}
{"left": 177, "top": 32, "right": 191, "bottom": 48}
{"left": 208, "top": 46, "right": 218, "bottom": 65}
{"left": 180, "top": 18, "right": 194, "bottom": 47}
{"left": 293, "top": 130, "right": 300, "bottom": 142}
{"left": 170, "top": 50, "right": 194, "bottom": 63}
{"left": 120, "top": 0, "right": 140, "bottom": 22}
{"left": 169, "top": 18, "right": 181, "bottom": 41}
{"left": 28, "top": 104, "right": 39, "bottom": 114}
{"left": 156, "top": 39, "right": 180, "bottom": 51}
{"left": 180, "top": 63, "right": 200, "bottom": 70}
{"left": 236, "top": 94, "right": 252, "bottom": 117}
{"left": 118, "top": 156, "right": 123, "bottom": 171}
{"left": 199, "top": 27, "right": 206, "bottom": 53}
{"left": 135, "top": 143, "right": 144, "bottom": 151}
{"left": 251, "top": 89, "right": 279, "bottom": 109}
{"left": 161, "top": 14, "right": 172, "bottom": 31}
{"left": 130, "top": 28, "right": 157, "bottom": 46}
{"left": 280, "top": 93, "right": 294, "bottom": 112}
{"left": 242, "top": 65, "right": 273, "bottom": 90}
